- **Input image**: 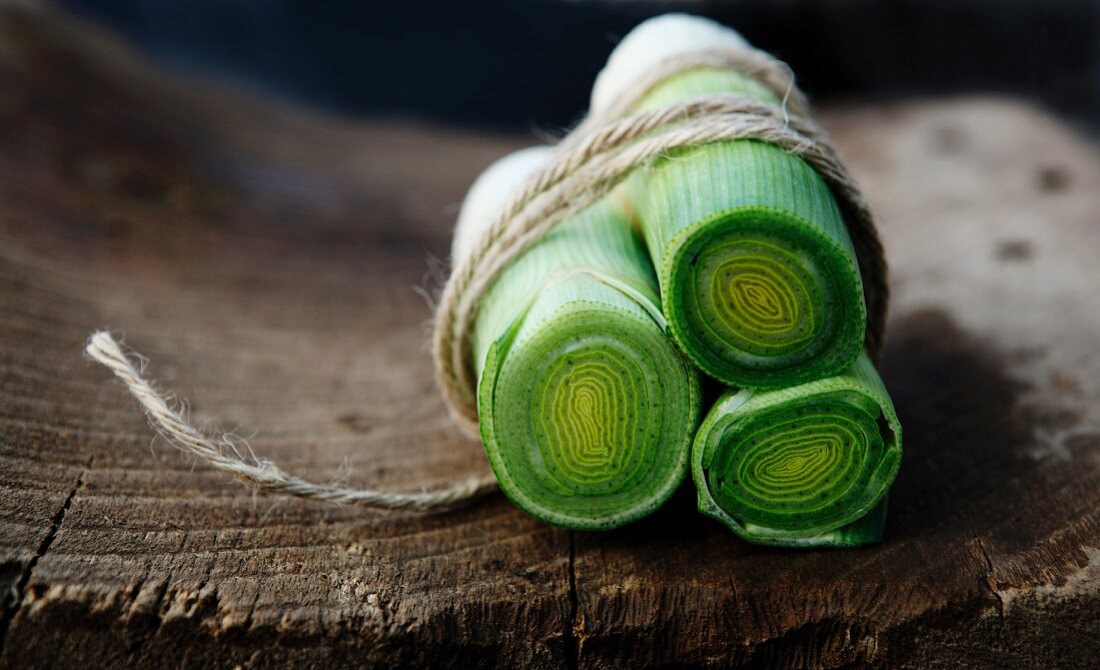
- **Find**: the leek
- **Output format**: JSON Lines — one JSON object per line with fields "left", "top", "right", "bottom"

{"left": 597, "top": 15, "right": 867, "bottom": 388}
{"left": 692, "top": 354, "right": 901, "bottom": 547}
{"left": 457, "top": 147, "right": 701, "bottom": 530}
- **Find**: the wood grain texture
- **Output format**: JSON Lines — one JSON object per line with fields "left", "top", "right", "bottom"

{"left": 1, "top": 3, "right": 1098, "bottom": 668}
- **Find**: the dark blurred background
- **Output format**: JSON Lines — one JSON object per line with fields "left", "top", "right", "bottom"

{"left": 58, "top": 0, "right": 1100, "bottom": 131}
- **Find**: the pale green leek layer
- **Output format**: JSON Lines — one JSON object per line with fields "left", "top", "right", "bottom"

{"left": 625, "top": 69, "right": 867, "bottom": 388}
{"left": 474, "top": 199, "right": 701, "bottom": 530}
{"left": 692, "top": 353, "right": 901, "bottom": 547}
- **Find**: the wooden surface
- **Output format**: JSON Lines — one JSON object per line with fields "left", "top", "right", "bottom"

{"left": 2, "top": 3, "right": 1100, "bottom": 668}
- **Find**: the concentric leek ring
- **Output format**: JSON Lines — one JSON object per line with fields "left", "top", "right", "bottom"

{"left": 627, "top": 81, "right": 869, "bottom": 388}
{"left": 481, "top": 299, "right": 700, "bottom": 530}
{"left": 665, "top": 206, "right": 865, "bottom": 389}
{"left": 692, "top": 354, "right": 901, "bottom": 547}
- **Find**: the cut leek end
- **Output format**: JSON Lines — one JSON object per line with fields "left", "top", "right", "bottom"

{"left": 664, "top": 206, "right": 866, "bottom": 388}
{"left": 481, "top": 298, "right": 701, "bottom": 531}
{"left": 692, "top": 355, "right": 901, "bottom": 548}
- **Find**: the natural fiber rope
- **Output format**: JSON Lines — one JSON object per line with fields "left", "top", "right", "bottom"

{"left": 433, "top": 45, "right": 888, "bottom": 437}
{"left": 85, "top": 43, "right": 886, "bottom": 512}
{"left": 582, "top": 46, "right": 809, "bottom": 130}
{"left": 85, "top": 331, "right": 498, "bottom": 510}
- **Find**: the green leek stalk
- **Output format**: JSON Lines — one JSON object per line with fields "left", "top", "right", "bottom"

{"left": 456, "top": 147, "right": 701, "bottom": 530}
{"left": 692, "top": 354, "right": 901, "bottom": 547}
{"left": 596, "top": 15, "right": 867, "bottom": 388}
{"left": 590, "top": 14, "right": 901, "bottom": 547}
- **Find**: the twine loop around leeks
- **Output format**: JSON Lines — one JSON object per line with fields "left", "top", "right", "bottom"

{"left": 433, "top": 44, "right": 888, "bottom": 438}
{"left": 86, "top": 42, "right": 887, "bottom": 512}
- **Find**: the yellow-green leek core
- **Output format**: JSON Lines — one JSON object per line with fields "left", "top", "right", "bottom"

{"left": 692, "top": 354, "right": 901, "bottom": 547}
{"left": 626, "top": 69, "right": 866, "bottom": 388}
{"left": 474, "top": 199, "right": 701, "bottom": 530}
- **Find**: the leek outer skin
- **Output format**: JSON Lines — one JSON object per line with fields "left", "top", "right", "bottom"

{"left": 692, "top": 353, "right": 901, "bottom": 548}
{"left": 625, "top": 69, "right": 867, "bottom": 389}
{"left": 465, "top": 161, "right": 701, "bottom": 531}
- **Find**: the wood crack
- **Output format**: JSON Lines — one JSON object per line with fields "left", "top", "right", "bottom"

{"left": 0, "top": 460, "right": 88, "bottom": 658}
{"left": 190, "top": 531, "right": 220, "bottom": 608}
{"left": 725, "top": 572, "right": 744, "bottom": 641}
{"left": 564, "top": 531, "right": 579, "bottom": 670}
{"left": 975, "top": 536, "right": 1006, "bottom": 626}
{"left": 125, "top": 579, "right": 169, "bottom": 664}
{"left": 241, "top": 587, "right": 261, "bottom": 634}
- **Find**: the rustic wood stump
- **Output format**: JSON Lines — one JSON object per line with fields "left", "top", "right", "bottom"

{"left": 1, "top": 4, "right": 1098, "bottom": 668}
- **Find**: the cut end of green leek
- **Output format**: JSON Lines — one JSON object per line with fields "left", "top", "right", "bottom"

{"left": 635, "top": 140, "right": 867, "bottom": 388}
{"left": 461, "top": 148, "right": 701, "bottom": 531}
{"left": 480, "top": 273, "right": 700, "bottom": 530}
{"left": 692, "top": 354, "right": 901, "bottom": 547}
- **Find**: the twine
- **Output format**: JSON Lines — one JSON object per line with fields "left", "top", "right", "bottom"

{"left": 86, "top": 43, "right": 886, "bottom": 512}
{"left": 85, "top": 332, "right": 498, "bottom": 510}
